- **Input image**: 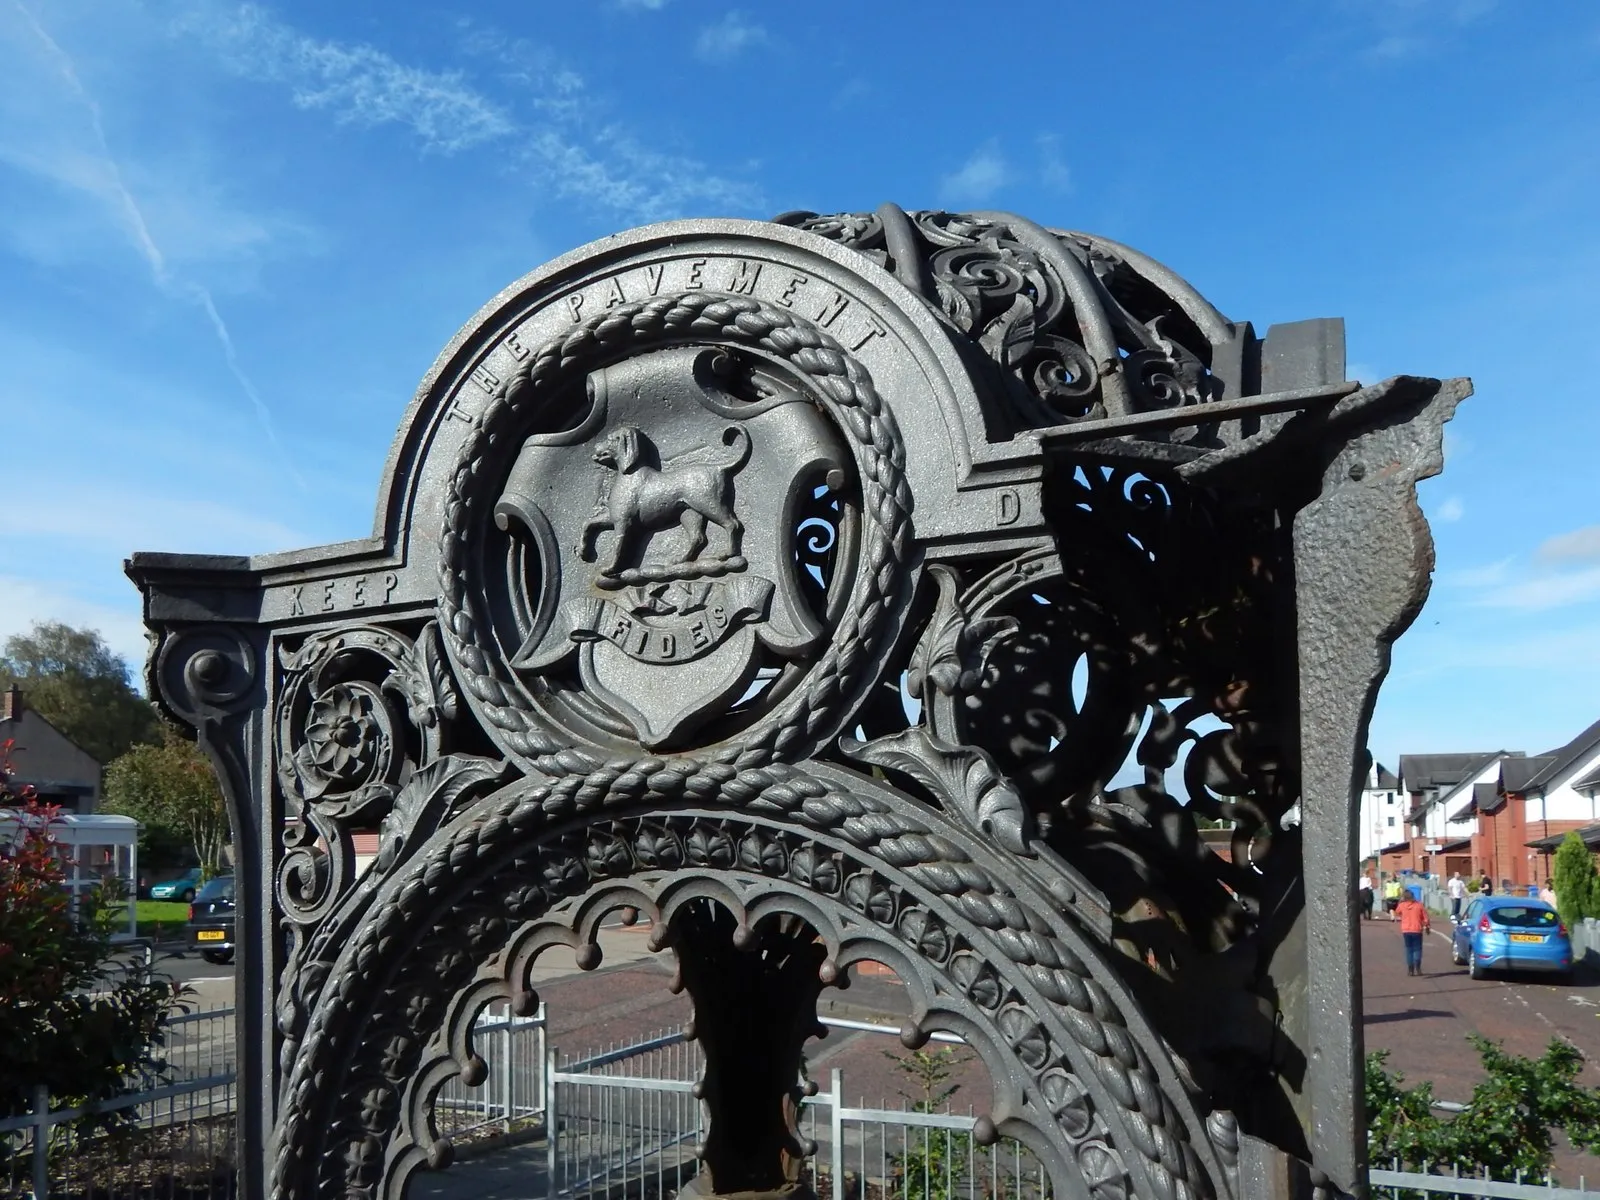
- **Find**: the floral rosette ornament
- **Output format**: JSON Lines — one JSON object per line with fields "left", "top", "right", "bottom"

{"left": 297, "top": 685, "right": 386, "bottom": 797}
{"left": 273, "top": 625, "right": 457, "bottom": 828}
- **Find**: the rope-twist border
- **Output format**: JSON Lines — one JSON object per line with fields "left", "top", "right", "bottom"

{"left": 436, "top": 290, "right": 912, "bottom": 768}
{"left": 273, "top": 762, "right": 1212, "bottom": 1200}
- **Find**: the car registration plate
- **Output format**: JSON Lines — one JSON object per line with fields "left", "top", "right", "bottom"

{"left": 196, "top": 930, "right": 225, "bottom": 942}
{"left": 1509, "top": 933, "right": 1544, "bottom": 944}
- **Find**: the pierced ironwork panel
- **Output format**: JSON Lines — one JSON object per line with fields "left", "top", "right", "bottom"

{"left": 128, "top": 208, "right": 1468, "bottom": 1200}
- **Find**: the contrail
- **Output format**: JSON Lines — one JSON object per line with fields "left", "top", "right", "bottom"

{"left": 13, "top": 0, "right": 303, "bottom": 487}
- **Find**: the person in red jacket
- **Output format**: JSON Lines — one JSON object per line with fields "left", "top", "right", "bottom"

{"left": 1396, "top": 891, "right": 1431, "bottom": 976}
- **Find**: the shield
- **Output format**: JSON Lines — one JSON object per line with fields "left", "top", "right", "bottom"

{"left": 493, "top": 346, "right": 849, "bottom": 748}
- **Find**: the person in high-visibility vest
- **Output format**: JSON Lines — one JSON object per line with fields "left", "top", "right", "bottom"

{"left": 1383, "top": 877, "right": 1404, "bottom": 920}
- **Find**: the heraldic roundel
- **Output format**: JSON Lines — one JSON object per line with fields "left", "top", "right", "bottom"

{"left": 431, "top": 224, "right": 946, "bottom": 766}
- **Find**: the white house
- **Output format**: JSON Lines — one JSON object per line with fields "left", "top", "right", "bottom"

{"left": 1378, "top": 751, "right": 1519, "bottom": 877}
{"left": 1356, "top": 761, "right": 1402, "bottom": 865}
{"left": 1517, "top": 719, "right": 1600, "bottom": 883}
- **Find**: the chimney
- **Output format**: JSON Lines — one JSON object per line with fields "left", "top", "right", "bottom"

{"left": 2, "top": 685, "right": 21, "bottom": 721}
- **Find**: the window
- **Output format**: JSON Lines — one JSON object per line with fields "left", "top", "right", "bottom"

{"left": 1486, "top": 905, "right": 1557, "bottom": 928}
{"left": 1386, "top": 816, "right": 1395, "bottom": 827}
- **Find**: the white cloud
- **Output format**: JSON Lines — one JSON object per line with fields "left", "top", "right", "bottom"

{"left": 1038, "top": 134, "right": 1071, "bottom": 194}
{"left": 175, "top": 3, "right": 514, "bottom": 153}
{"left": 1351, "top": 0, "right": 1498, "bottom": 64}
{"left": 1365, "top": 35, "right": 1426, "bottom": 61}
{"left": 5, "top": 2, "right": 298, "bottom": 478}
{"left": 1477, "top": 567, "right": 1600, "bottom": 612}
{"left": 1441, "top": 557, "right": 1513, "bottom": 588}
{"left": 1402, "top": 622, "right": 1600, "bottom": 674}
{"left": 1539, "top": 525, "right": 1600, "bottom": 563}
{"left": 1434, "top": 495, "right": 1464, "bottom": 522}
{"left": 7, "top": 485, "right": 306, "bottom": 557}
{"left": 695, "top": 12, "right": 767, "bottom": 62}
{"left": 0, "top": 577, "right": 151, "bottom": 679}
{"left": 177, "top": 5, "right": 762, "bottom": 222}
{"left": 940, "top": 140, "right": 1011, "bottom": 207}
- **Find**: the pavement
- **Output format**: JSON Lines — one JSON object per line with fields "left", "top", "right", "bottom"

{"left": 1360, "top": 913, "right": 1600, "bottom": 1094}
{"left": 147, "top": 910, "right": 1600, "bottom": 1195}
{"left": 1360, "top": 911, "right": 1600, "bottom": 1182}
{"left": 410, "top": 922, "right": 991, "bottom": 1200}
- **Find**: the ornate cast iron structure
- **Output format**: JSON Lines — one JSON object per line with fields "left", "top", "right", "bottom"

{"left": 128, "top": 207, "right": 1468, "bottom": 1200}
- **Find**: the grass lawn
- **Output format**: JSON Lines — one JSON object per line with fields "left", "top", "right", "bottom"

{"left": 108, "top": 899, "right": 190, "bottom": 938}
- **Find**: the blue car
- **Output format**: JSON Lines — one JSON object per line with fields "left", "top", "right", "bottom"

{"left": 1451, "top": 895, "right": 1573, "bottom": 981}
{"left": 149, "top": 867, "right": 202, "bottom": 902}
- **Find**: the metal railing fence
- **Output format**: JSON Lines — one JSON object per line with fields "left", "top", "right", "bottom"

{"left": 1371, "top": 1164, "right": 1597, "bottom": 1198}
{"left": 542, "top": 1017, "right": 1053, "bottom": 1200}
{"left": 545, "top": 1027, "right": 704, "bottom": 1197}
{"left": 2, "top": 1001, "right": 542, "bottom": 1200}
{"left": 434, "top": 1003, "right": 549, "bottom": 1140}
{"left": 18, "top": 1001, "right": 1600, "bottom": 1200}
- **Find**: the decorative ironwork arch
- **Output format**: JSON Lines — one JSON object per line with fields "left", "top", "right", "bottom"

{"left": 128, "top": 208, "right": 1469, "bottom": 1200}
{"left": 279, "top": 770, "right": 1227, "bottom": 1200}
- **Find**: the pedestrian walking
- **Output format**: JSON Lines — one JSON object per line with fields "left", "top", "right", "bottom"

{"left": 1447, "top": 872, "right": 1466, "bottom": 924}
{"left": 1396, "top": 890, "right": 1431, "bottom": 976}
{"left": 1480, "top": 873, "right": 1493, "bottom": 896}
{"left": 1359, "top": 871, "right": 1375, "bottom": 920}
{"left": 1384, "top": 877, "right": 1403, "bottom": 920}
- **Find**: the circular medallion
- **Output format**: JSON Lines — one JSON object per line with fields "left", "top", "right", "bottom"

{"left": 436, "top": 262, "right": 916, "bottom": 766}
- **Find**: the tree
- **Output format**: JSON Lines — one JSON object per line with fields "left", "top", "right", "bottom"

{"left": 1552, "top": 831, "right": 1600, "bottom": 927}
{"left": 1367, "top": 1037, "right": 1600, "bottom": 1182}
{"left": 0, "top": 740, "right": 182, "bottom": 1122}
{"left": 883, "top": 1044, "right": 977, "bottom": 1200}
{"left": 103, "top": 728, "right": 229, "bottom": 877}
{"left": 0, "top": 622, "right": 160, "bottom": 766}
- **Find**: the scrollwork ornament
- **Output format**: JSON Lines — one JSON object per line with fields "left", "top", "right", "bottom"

{"left": 155, "top": 626, "right": 259, "bottom": 723}
{"left": 793, "top": 208, "right": 1231, "bottom": 431}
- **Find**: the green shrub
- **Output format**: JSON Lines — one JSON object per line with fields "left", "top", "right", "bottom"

{"left": 884, "top": 1045, "right": 976, "bottom": 1200}
{"left": 1, "top": 739, "right": 184, "bottom": 1128}
{"left": 1552, "top": 831, "right": 1600, "bottom": 926}
{"left": 1367, "top": 1037, "right": 1600, "bottom": 1182}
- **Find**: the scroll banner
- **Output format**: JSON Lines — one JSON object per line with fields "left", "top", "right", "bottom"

{"left": 563, "top": 576, "right": 775, "bottom": 665}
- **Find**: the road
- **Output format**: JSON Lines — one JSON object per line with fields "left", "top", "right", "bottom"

{"left": 1360, "top": 916, "right": 1600, "bottom": 1095}
{"left": 137, "top": 914, "right": 1600, "bottom": 1194}
{"left": 131, "top": 917, "right": 1600, "bottom": 1116}
{"left": 1360, "top": 914, "right": 1600, "bottom": 1182}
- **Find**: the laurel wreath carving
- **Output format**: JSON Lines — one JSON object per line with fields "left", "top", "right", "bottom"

{"left": 436, "top": 290, "right": 913, "bottom": 767}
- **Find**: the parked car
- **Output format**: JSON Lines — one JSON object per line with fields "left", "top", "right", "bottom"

{"left": 1451, "top": 895, "right": 1572, "bottom": 981}
{"left": 150, "top": 867, "right": 203, "bottom": 903}
{"left": 186, "top": 874, "right": 235, "bottom": 964}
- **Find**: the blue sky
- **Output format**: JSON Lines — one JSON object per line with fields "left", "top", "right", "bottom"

{"left": 1, "top": 0, "right": 1597, "bottom": 771}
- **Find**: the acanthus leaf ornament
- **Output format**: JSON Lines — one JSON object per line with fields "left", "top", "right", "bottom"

{"left": 849, "top": 564, "right": 1033, "bottom": 855}
{"left": 842, "top": 726, "right": 1034, "bottom": 856}
{"left": 373, "top": 755, "right": 513, "bottom": 876}
{"left": 385, "top": 621, "right": 459, "bottom": 730}
{"left": 906, "top": 564, "right": 1019, "bottom": 702}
